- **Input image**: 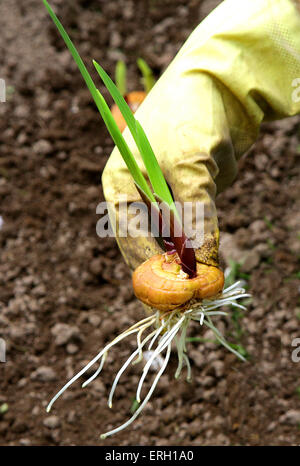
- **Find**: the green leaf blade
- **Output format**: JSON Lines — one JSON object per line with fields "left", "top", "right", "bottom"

{"left": 137, "top": 58, "right": 155, "bottom": 93}
{"left": 135, "top": 121, "right": 179, "bottom": 218}
{"left": 43, "top": 1, "right": 195, "bottom": 270}
{"left": 43, "top": 1, "right": 154, "bottom": 203}
{"left": 43, "top": 0, "right": 98, "bottom": 105}
{"left": 115, "top": 60, "right": 127, "bottom": 96}
{"left": 96, "top": 91, "right": 155, "bottom": 202}
{"left": 93, "top": 60, "right": 137, "bottom": 134}
{"left": 93, "top": 60, "right": 179, "bottom": 219}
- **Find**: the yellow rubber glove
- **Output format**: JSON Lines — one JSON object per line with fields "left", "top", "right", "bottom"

{"left": 102, "top": 0, "right": 300, "bottom": 272}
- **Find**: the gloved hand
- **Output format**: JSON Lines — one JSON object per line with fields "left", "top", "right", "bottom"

{"left": 102, "top": 0, "right": 300, "bottom": 272}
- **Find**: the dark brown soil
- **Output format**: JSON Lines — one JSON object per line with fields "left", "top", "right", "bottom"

{"left": 0, "top": 0, "right": 300, "bottom": 446}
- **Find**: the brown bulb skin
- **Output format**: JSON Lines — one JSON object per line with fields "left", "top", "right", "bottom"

{"left": 132, "top": 253, "right": 225, "bottom": 312}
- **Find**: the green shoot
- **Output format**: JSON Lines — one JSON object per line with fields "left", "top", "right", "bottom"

{"left": 103, "top": 305, "right": 113, "bottom": 314}
{"left": 6, "top": 85, "right": 15, "bottom": 101}
{"left": 92, "top": 60, "right": 179, "bottom": 219}
{"left": 137, "top": 58, "right": 156, "bottom": 93}
{"left": 266, "top": 239, "right": 276, "bottom": 250}
{"left": 224, "top": 260, "right": 240, "bottom": 287}
{"left": 115, "top": 60, "right": 127, "bottom": 96}
{"left": 43, "top": 0, "right": 179, "bottom": 222}
{"left": 264, "top": 216, "right": 274, "bottom": 230}
{"left": 230, "top": 307, "right": 246, "bottom": 343}
{"left": 228, "top": 343, "right": 249, "bottom": 360}
{"left": 225, "top": 259, "right": 249, "bottom": 287}
{"left": 265, "top": 256, "right": 273, "bottom": 265}
{"left": 0, "top": 403, "right": 8, "bottom": 415}
{"left": 42, "top": 0, "right": 154, "bottom": 205}
{"left": 96, "top": 91, "right": 156, "bottom": 202}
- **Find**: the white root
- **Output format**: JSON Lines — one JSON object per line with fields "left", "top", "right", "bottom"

{"left": 100, "top": 343, "right": 172, "bottom": 439}
{"left": 46, "top": 280, "right": 250, "bottom": 437}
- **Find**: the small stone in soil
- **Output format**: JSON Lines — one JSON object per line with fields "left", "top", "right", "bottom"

{"left": 31, "top": 366, "right": 57, "bottom": 382}
{"left": 43, "top": 416, "right": 61, "bottom": 429}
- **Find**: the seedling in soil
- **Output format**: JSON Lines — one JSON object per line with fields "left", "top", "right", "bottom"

{"left": 223, "top": 262, "right": 251, "bottom": 358}
{"left": 0, "top": 403, "right": 8, "bottom": 416}
{"left": 43, "top": 0, "right": 251, "bottom": 439}
{"left": 225, "top": 259, "right": 250, "bottom": 287}
{"left": 228, "top": 343, "right": 249, "bottom": 360}
{"left": 137, "top": 58, "right": 156, "bottom": 93}
{"left": 266, "top": 239, "right": 276, "bottom": 251}
{"left": 103, "top": 304, "right": 113, "bottom": 314}
{"left": 264, "top": 216, "right": 274, "bottom": 230}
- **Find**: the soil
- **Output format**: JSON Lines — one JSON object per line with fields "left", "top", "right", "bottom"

{"left": 0, "top": 0, "right": 300, "bottom": 446}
